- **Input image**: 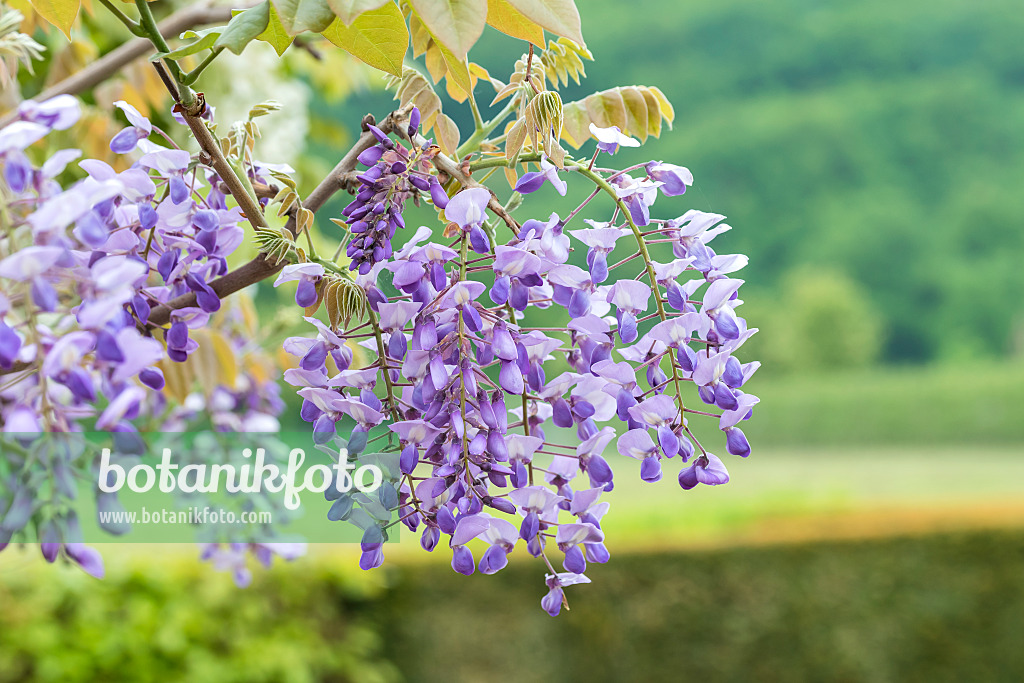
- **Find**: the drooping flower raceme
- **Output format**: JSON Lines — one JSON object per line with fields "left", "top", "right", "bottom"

{"left": 274, "top": 119, "right": 761, "bottom": 615}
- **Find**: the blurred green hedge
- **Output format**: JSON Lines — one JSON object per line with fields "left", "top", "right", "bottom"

{"left": 2, "top": 531, "right": 1023, "bottom": 682}
{"left": 381, "top": 530, "right": 1024, "bottom": 682}
{"left": 0, "top": 550, "right": 399, "bottom": 683}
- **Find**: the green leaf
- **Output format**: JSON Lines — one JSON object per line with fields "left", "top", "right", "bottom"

{"left": 326, "top": 0, "right": 389, "bottom": 25}
{"left": 505, "top": 0, "right": 584, "bottom": 47}
{"left": 271, "top": 0, "right": 335, "bottom": 35}
{"left": 321, "top": 3, "right": 408, "bottom": 77}
{"left": 408, "top": 0, "right": 487, "bottom": 61}
{"left": 29, "top": 0, "right": 79, "bottom": 40}
{"left": 485, "top": 0, "right": 544, "bottom": 46}
{"left": 215, "top": 1, "right": 271, "bottom": 55}
{"left": 152, "top": 28, "right": 222, "bottom": 61}
{"left": 258, "top": 3, "right": 293, "bottom": 55}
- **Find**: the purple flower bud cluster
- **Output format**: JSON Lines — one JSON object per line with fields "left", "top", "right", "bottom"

{"left": 342, "top": 110, "right": 450, "bottom": 274}
{"left": 275, "top": 125, "right": 761, "bottom": 614}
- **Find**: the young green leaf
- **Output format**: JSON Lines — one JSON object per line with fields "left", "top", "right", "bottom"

{"left": 216, "top": 1, "right": 272, "bottom": 55}
{"left": 258, "top": 3, "right": 294, "bottom": 54}
{"left": 321, "top": 2, "right": 408, "bottom": 77}
{"left": 152, "top": 28, "right": 222, "bottom": 61}
{"left": 505, "top": 0, "right": 583, "bottom": 47}
{"left": 485, "top": 0, "right": 544, "bottom": 46}
{"left": 407, "top": 0, "right": 487, "bottom": 61}
{"left": 28, "top": 0, "right": 79, "bottom": 40}
{"left": 327, "top": 0, "right": 390, "bottom": 25}
{"left": 539, "top": 37, "right": 591, "bottom": 89}
{"left": 271, "top": 0, "right": 335, "bottom": 35}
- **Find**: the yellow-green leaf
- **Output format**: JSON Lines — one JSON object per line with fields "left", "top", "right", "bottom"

{"left": 558, "top": 85, "right": 674, "bottom": 149}
{"left": 434, "top": 113, "right": 460, "bottom": 155}
{"left": 585, "top": 88, "right": 626, "bottom": 130}
{"left": 640, "top": 87, "right": 662, "bottom": 139}
{"left": 258, "top": 3, "right": 293, "bottom": 54}
{"left": 486, "top": 0, "right": 543, "bottom": 46}
{"left": 327, "top": 0, "right": 389, "bottom": 24}
{"left": 271, "top": 0, "right": 335, "bottom": 35}
{"left": 424, "top": 42, "right": 447, "bottom": 82}
{"left": 505, "top": 118, "right": 527, "bottom": 161}
{"left": 560, "top": 100, "right": 589, "bottom": 148}
{"left": 648, "top": 85, "right": 674, "bottom": 129}
{"left": 29, "top": 0, "right": 80, "bottom": 40}
{"left": 322, "top": 2, "right": 408, "bottom": 76}
{"left": 620, "top": 86, "right": 649, "bottom": 142}
{"left": 408, "top": 0, "right": 486, "bottom": 61}
{"left": 505, "top": 0, "right": 583, "bottom": 47}
{"left": 436, "top": 40, "right": 471, "bottom": 93}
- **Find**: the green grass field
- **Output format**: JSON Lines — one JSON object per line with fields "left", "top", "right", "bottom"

{"left": 365, "top": 446, "right": 1024, "bottom": 561}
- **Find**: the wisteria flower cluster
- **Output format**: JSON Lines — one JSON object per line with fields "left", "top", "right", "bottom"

{"left": 2, "top": 0, "right": 760, "bottom": 617}
{"left": 277, "top": 113, "right": 760, "bottom": 615}
{"left": 0, "top": 96, "right": 299, "bottom": 578}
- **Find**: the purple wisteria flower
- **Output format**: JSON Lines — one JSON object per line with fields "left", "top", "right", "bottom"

{"left": 589, "top": 123, "right": 640, "bottom": 155}
{"left": 343, "top": 109, "right": 447, "bottom": 273}
{"left": 445, "top": 186, "right": 492, "bottom": 253}
{"left": 571, "top": 223, "right": 627, "bottom": 284}
{"left": 646, "top": 162, "right": 693, "bottom": 196}
{"left": 514, "top": 155, "right": 567, "bottom": 196}
{"left": 274, "top": 262, "right": 325, "bottom": 308}
{"left": 491, "top": 245, "right": 543, "bottom": 309}
{"left": 606, "top": 280, "right": 651, "bottom": 343}
{"left": 0, "top": 96, "right": 298, "bottom": 584}
{"left": 109, "top": 100, "right": 153, "bottom": 153}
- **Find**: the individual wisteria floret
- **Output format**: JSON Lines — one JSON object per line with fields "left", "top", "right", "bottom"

{"left": 273, "top": 120, "right": 761, "bottom": 615}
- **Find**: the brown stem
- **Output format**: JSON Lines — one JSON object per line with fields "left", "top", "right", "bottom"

{"left": 175, "top": 98, "right": 267, "bottom": 231}
{"left": 145, "top": 111, "right": 405, "bottom": 327}
{"left": 423, "top": 138, "right": 521, "bottom": 234}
